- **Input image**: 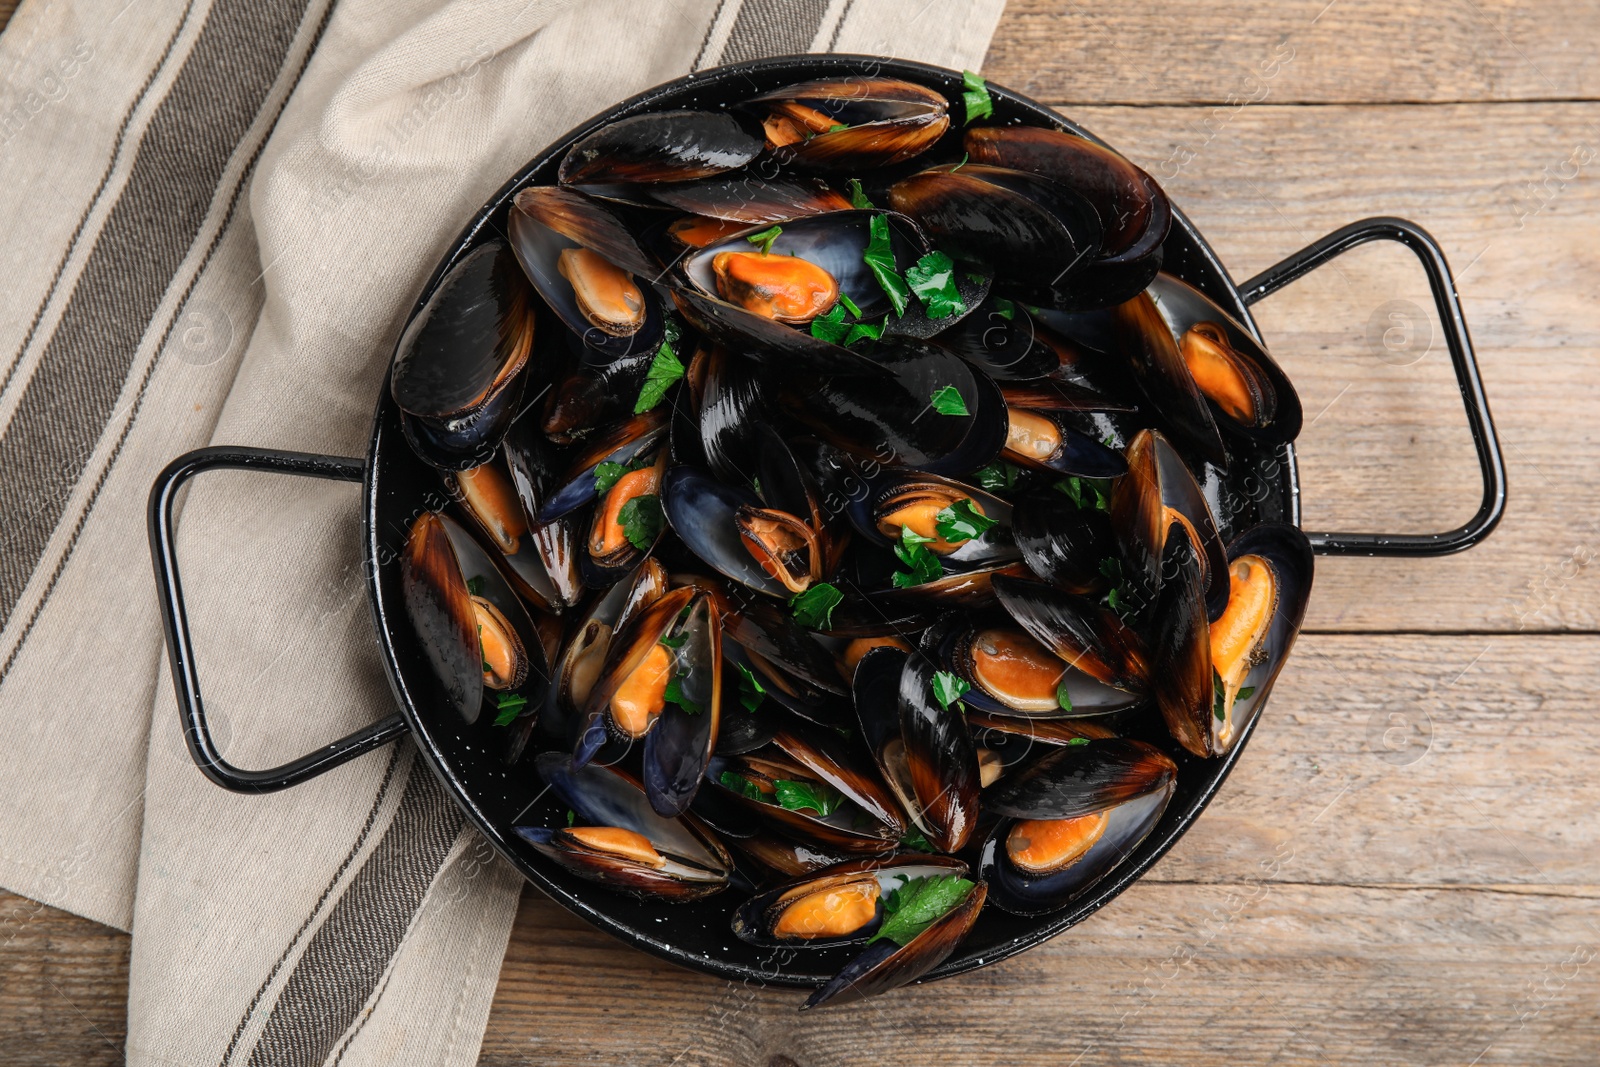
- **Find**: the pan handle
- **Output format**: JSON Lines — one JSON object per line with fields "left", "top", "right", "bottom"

{"left": 1238, "top": 216, "right": 1506, "bottom": 557}
{"left": 148, "top": 446, "right": 409, "bottom": 794}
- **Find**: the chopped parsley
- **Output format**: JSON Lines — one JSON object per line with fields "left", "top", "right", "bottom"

{"left": 993, "top": 297, "right": 1017, "bottom": 321}
{"left": 1213, "top": 670, "right": 1257, "bottom": 721}
{"left": 930, "top": 385, "right": 969, "bottom": 416}
{"left": 663, "top": 672, "right": 702, "bottom": 715}
{"left": 773, "top": 778, "right": 846, "bottom": 817}
{"left": 961, "top": 70, "right": 993, "bottom": 126}
{"left": 492, "top": 691, "right": 528, "bottom": 727}
{"left": 1065, "top": 736, "right": 1091, "bottom": 747}
{"left": 931, "top": 670, "right": 971, "bottom": 709}
{"left": 934, "top": 498, "right": 996, "bottom": 543}
{"left": 899, "top": 828, "right": 936, "bottom": 853}
{"left": 1056, "top": 678, "right": 1073, "bottom": 712}
{"left": 719, "top": 770, "right": 765, "bottom": 802}
{"left": 593, "top": 455, "right": 651, "bottom": 495}
{"left": 633, "top": 331, "right": 686, "bottom": 414}
{"left": 950, "top": 152, "right": 969, "bottom": 173}
{"left": 565, "top": 809, "right": 577, "bottom": 826}
{"left": 733, "top": 661, "right": 766, "bottom": 713}
{"left": 906, "top": 250, "right": 966, "bottom": 319}
{"left": 864, "top": 214, "right": 911, "bottom": 316}
{"left": 465, "top": 575, "right": 485, "bottom": 596}
{"left": 746, "top": 225, "right": 783, "bottom": 255}
{"left": 789, "top": 582, "right": 843, "bottom": 630}
{"left": 1056, "top": 476, "right": 1111, "bottom": 511}
{"left": 847, "top": 178, "right": 874, "bottom": 210}
{"left": 972, "top": 461, "right": 1021, "bottom": 492}
{"left": 892, "top": 524, "right": 943, "bottom": 588}
{"left": 658, "top": 631, "right": 687, "bottom": 649}
{"left": 616, "top": 494, "right": 663, "bottom": 550}
{"left": 869, "top": 873, "right": 975, "bottom": 946}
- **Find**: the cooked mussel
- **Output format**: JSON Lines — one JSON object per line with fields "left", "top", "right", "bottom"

{"left": 538, "top": 410, "right": 667, "bottom": 523}
{"left": 650, "top": 176, "right": 853, "bottom": 223}
{"left": 515, "top": 752, "right": 731, "bottom": 899}
{"left": 1151, "top": 522, "right": 1313, "bottom": 758}
{"left": 992, "top": 575, "right": 1149, "bottom": 695}
{"left": 849, "top": 469, "right": 1015, "bottom": 568}
{"left": 1011, "top": 493, "right": 1119, "bottom": 596}
{"left": 558, "top": 109, "right": 761, "bottom": 186}
{"left": 1109, "top": 428, "right": 1229, "bottom": 618}
{"left": 391, "top": 241, "right": 536, "bottom": 470}
{"left": 1002, "top": 408, "right": 1127, "bottom": 478}
{"left": 1110, "top": 291, "right": 1226, "bottom": 468}
{"left": 984, "top": 738, "right": 1176, "bottom": 820}
{"left": 586, "top": 451, "right": 667, "bottom": 584}
{"left": 733, "top": 854, "right": 968, "bottom": 948}
{"left": 748, "top": 78, "right": 949, "bottom": 171}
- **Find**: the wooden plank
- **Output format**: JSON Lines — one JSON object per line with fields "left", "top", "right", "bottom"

{"left": 0, "top": 891, "right": 128, "bottom": 1066}
{"left": 984, "top": 0, "right": 1600, "bottom": 105}
{"left": 1051, "top": 101, "right": 1600, "bottom": 632}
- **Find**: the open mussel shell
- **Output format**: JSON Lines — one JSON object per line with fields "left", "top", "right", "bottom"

{"left": 898, "top": 653, "right": 981, "bottom": 852}
{"left": 803, "top": 880, "right": 987, "bottom": 1010}
{"left": 680, "top": 209, "right": 926, "bottom": 325}
{"left": 437, "top": 512, "right": 550, "bottom": 719}
{"left": 887, "top": 164, "right": 1103, "bottom": 286}
{"left": 538, "top": 410, "right": 667, "bottom": 524}
{"left": 391, "top": 241, "right": 535, "bottom": 470}
{"left": 716, "top": 642, "right": 782, "bottom": 756}
{"left": 965, "top": 126, "right": 1170, "bottom": 309}
{"left": 777, "top": 342, "right": 1008, "bottom": 476}
{"left": 662, "top": 466, "right": 789, "bottom": 598}
{"left": 984, "top": 738, "right": 1176, "bottom": 820}
{"left": 558, "top": 109, "right": 761, "bottom": 186}
{"left": 649, "top": 176, "right": 853, "bottom": 223}
{"left": 732, "top": 854, "right": 968, "bottom": 949}
{"left": 583, "top": 453, "right": 667, "bottom": 588}
{"left": 446, "top": 457, "right": 563, "bottom": 612}
{"left": 1110, "top": 291, "right": 1227, "bottom": 468}
{"left": 516, "top": 752, "right": 731, "bottom": 900}
{"left": 847, "top": 469, "right": 1016, "bottom": 569}
{"left": 992, "top": 575, "right": 1150, "bottom": 694}
{"left": 771, "top": 724, "right": 905, "bottom": 839}
{"left": 1011, "top": 493, "right": 1119, "bottom": 596}
{"left": 1002, "top": 407, "right": 1127, "bottom": 478}
{"left": 642, "top": 592, "right": 722, "bottom": 817}
{"left": 401, "top": 513, "right": 483, "bottom": 721}
{"left": 1147, "top": 272, "right": 1303, "bottom": 444}
{"left": 943, "top": 620, "right": 1109, "bottom": 719}
{"left": 697, "top": 345, "right": 767, "bottom": 488}
{"left": 555, "top": 560, "right": 668, "bottom": 725}
{"left": 1153, "top": 522, "right": 1313, "bottom": 759}
{"left": 706, "top": 750, "right": 901, "bottom": 854}
{"left": 673, "top": 285, "right": 891, "bottom": 379}
{"left": 540, "top": 343, "right": 654, "bottom": 444}
{"left": 572, "top": 585, "right": 696, "bottom": 763}
{"left": 510, "top": 187, "right": 664, "bottom": 362}
{"left": 1109, "top": 428, "right": 1229, "bottom": 619}
{"left": 979, "top": 779, "right": 1170, "bottom": 917}
{"left": 748, "top": 77, "right": 950, "bottom": 171}
{"left": 502, "top": 419, "right": 585, "bottom": 609}
{"left": 729, "top": 832, "right": 854, "bottom": 881}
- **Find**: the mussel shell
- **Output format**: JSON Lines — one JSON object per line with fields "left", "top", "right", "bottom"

{"left": 517, "top": 752, "right": 730, "bottom": 900}
{"left": 540, "top": 345, "right": 654, "bottom": 443}
{"left": 935, "top": 299, "right": 1063, "bottom": 381}
{"left": 445, "top": 459, "right": 564, "bottom": 612}
{"left": 1109, "top": 428, "right": 1229, "bottom": 619}
{"left": 555, "top": 560, "right": 668, "bottom": 717}
{"left": 681, "top": 210, "right": 925, "bottom": 323}
{"left": 729, "top": 832, "right": 854, "bottom": 881}
{"left": 400, "top": 513, "right": 482, "bottom": 722}
{"left": 558, "top": 109, "right": 761, "bottom": 186}
{"left": 1110, "top": 291, "right": 1227, "bottom": 468}
{"left": 979, "top": 782, "right": 1170, "bottom": 916}
{"left": 847, "top": 469, "right": 1016, "bottom": 568}
{"left": 1212, "top": 522, "right": 1314, "bottom": 747}
{"left": 1002, "top": 408, "right": 1128, "bottom": 478}
{"left": 887, "top": 164, "right": 1103, "bottom": 285}
{"left": 573, "top": 586, "right": 695, "bottom": 764}
{"left": 898, "top": 653, "right": 981, "bottom": 852}
{"left": 501, "top": 418, "right": 584, "bottom": 610}
{"left": 802, "top": 880, "right": 987, "bottom": 1010}
{"left": 649, "top": 176, "right": 853, "bottom": 222}
{"left": 749, "top": 78, "right": 950, "bottom": 171}
{"left": 538, "top": 410, "right": 667, "bottom": 524}
{"left": 778, "top": 342, "right": 1008, "bottom": 476}
{"left": 1147, "top": 272, "right": 1303, "bottom": 444}
{"left": 705, "top": 752, "right": 899, "bottom": 854}
{"left": 438, "top": 512, "right": 550, "bottom": 717}
{"left": 391, "top": 241, "right": 535, "bottom": 470}
{"left": 509, "top": 187, "right": 664, "bottom": 362}
{"left": 1011, "top": 493, "right": 1118, "bottom": 596}
{"left": 697, "top": 346, "right": 767, "bottom": 489}
{"left": 643, "top": 593, "right": 722, "bottom": 817}
{"left": 873, "top": 559, "right": 1033, "bottom": 610}
{"left": 717, "top": 642, "right": 783, "bottom": 756}
{"left": 661, "top": 466, "right": 788, "bottom": 598}
{"left": 771, "top": 725, "right": 906, "bottom": 838}
{"left": 732, "top": 854, "right": 968, "bottom": 949}
{"left": 984, "top": 738, "right": 1176, "bottom": 819}
{"left": 992, "top": 575, "right": 1150, "bottom": 693}
{"left": 673, "top": 286, "right": 890, "bottom": 379}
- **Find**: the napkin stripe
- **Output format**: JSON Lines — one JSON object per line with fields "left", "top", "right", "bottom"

{"left": 0, "top": 0, "right": 319, "bottom": 633}
{"left": 244, "top": 764, "right": 465, "bottom": 1067}
{"left": 720, "top": 0, "right": 830, "bottom": 63}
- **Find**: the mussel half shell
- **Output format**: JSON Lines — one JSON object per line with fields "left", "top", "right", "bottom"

{"left": 400, "top": 512, "right": 483, "bottom": 722}
{"left": 391, "top": 241, "right": 535, "bottom": 470}
{"left": 992, "top": 575, "right": 1150, "bottom": 694}
{"left": 979, "top": 780, "right": 1170, "bottom": 916}
{"left": 572, "top": 586, "right": 696, "bottom": 761}
{"left": 538, "top": 410, "right": 667, "bottom": 524}
{"left": 437, "top": 513, "right": 550, "bottom": 719}
{"left": 983, "top": 738, "right": 1176, "bottom": 820}
{"left": 1109, "top": 428, "right": 1229, "bottom": 619}
{"left": 1002, "top": 408, "right": 1128, "bottom": 478}
{"left": 1147, "top": 272, "right": 1303, "bottom": 444}
{"left": 516, "top": 752, "right": 731, "bottom": 900}
{"left": 706, "top": 750, "right": 900, "bottom": 854}
{"left": 649, "top": 176, "right": 853, "bottom": 223}
{"left": 898, "top": 653, "right": 982, "bottom": 852}
{"left": 748, "top": 77, "right": 950, "bottom": 172}
{"left": 732, "top": 854, "right": 968, "bottom": 949}
{"left": 661, "top": 466, "right": 788, "bottom": 598}
{"left": 642, "top": 592, "right": 723, "bottom": 817}
{"left": 1152, "top": 521, "right": 1313, "bottom": 759}
{"left": 847, "top": 469, "right": 1015, "bottom": 568}
{"left": 558, "top": 109, "right": 761, "bottom": 186}
{"left": 1011, "top": 493, "right": 1119, "bottom": 596}
{"left": 1110, "top": 291, "right": 1227, "bottom": 469}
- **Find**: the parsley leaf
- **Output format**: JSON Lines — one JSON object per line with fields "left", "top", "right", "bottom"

{"left": 790, "top": 582, "right": 843, "bottom": 630}
{"left": 864, "top": 214, "right": 911, "bottom": 316}
{"left": 930, "top": 385, "right": 969, "bottom": 416}
{"left": 809, "top": 304, "right": 850, "bottom": 344}
{"left": 659, "top": 632, "right": 687, "bottom": 649}
{"left": 634, "top": 340, "right": 686, "bottom": 414}
{"left": 961, "top": 70, "right": 993, "bottom": 126}
{"left": 664, "top": 672, "right": 702, "bottom": 715}
{"left": 899, "top": 828, "right": 936, "bottom": 853}
{"left": 617, "top": 494, "right": 663, "bottom": 550}
{"left": 993, "top": 297, "right": 1017, "bottom": 321}
{"left": 931, "top": 670, "right": 971, "bottom": 709}
{"left": 845, "top": 317, "right": 887, "bottom": 345}
{"left": 719, "top": 771, "right": 765, "bottom": 802}
{"left": 1056, "top": 476, "right": 1111, "bottom": 511}
{"left": 847, "top": 178, "right": 874, "bottom": 210}
{"left": 1065, "top": 736, "right": 1091, "bottom": 747}
{"left": 773, "top": 778, "right": 845, "bottom": 817}
{"left": 465, "top": 575, "right": 485, "bottom": 596}
{"left": 733, "top": 661, "right": 766, "bottom": 713}
{"left": 972, "top": 461, "right": 1021, "bottom": 492}
{"left": 492, "top": 691, "right": 528, "bottom": 727}
{"left": 892, "top": 523, "right": 944, "bottom": 588}
{"left": 1213, "top": 670, "right": 1257, "bottom": 720}
{"left": 565, "top": 809, "right": 577, "bottom": 826}
{"left": 934, "top": 498, "right": 997, "bottom": 543}
{"left": 1056, "top": 678, "right": 1073, "bottom": 712}
{"left": 593, "top": 461, "right": 627, "bottom": 495}
{"left": 906, "top": 251, "right": 966, "bottom": 320}
{"left": 746, "top": 225, "right": 783, "bottom": 255}
{"left": 869, "top": 873, "right": 975, "bottom": 946}
{"left": 950, "top": 152, "right": 969, "bottom": 173}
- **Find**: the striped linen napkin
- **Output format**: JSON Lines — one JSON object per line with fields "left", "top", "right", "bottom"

{"left": 0, "top": 0, "right": 1006, "bottom": 1063}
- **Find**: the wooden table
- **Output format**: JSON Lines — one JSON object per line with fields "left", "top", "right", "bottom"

{"left": 6, "top": 1, "right": 1600, "bottom": 1062}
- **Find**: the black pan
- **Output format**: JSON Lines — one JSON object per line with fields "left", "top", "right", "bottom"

{"left": 149, "top": 55, "right": 1505, "bottom": 992}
